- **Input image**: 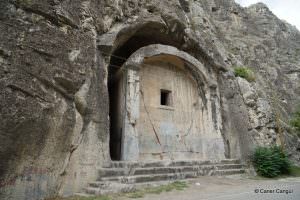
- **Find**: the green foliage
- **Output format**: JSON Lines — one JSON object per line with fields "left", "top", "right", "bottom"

{"left": 252, "top": 146, "right": 291, "bottom": 178}
{"left": 290, "top": 106, "right": 300, "bottom": 136}
{"left": 234, "top": 67, "right": 255, "bottom": 82}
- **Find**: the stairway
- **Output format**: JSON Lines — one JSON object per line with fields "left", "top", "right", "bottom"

{"left": 77, "top": 159, "right": 246, "bottom": 196}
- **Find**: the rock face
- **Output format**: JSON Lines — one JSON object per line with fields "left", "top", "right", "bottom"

{"left": 0, "top": 0, "right": 299, "bottom": 199}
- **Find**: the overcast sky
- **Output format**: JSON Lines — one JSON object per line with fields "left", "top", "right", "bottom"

{"left": 235, "top": 0, "right": 300, "bottom": 30}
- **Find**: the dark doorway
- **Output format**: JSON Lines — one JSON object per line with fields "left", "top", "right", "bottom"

{"left": 108, "top": 68, "right": 124, "bottom": 161}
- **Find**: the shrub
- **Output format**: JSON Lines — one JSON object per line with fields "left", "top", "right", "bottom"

{"left": 234, "top": 67, "right": 255, "bottom": 82}
{"left": 252, "top": 146, "right": 291, "bottom": 178}
{"left": 290, "top": 106, "right": 300, "bottom": 136}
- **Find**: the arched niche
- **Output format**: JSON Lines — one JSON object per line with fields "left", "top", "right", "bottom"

{"left": 100, "top": 20, "right": 228, "bottom": 161}
{"left": 104, "top": 20, "right": 199, "bottom": 160}
{"left": 110, "top": 44, "right": 225, "bottom": 161}
{"left": 99, "top": 19, "right": 223, "bottom": 87}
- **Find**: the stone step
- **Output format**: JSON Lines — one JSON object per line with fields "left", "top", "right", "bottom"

{"left": 219, "top": 159, "right": 241, "bottom": 164}
{"left": 89, "top": 179, "right": 175, "bottom": 189}
{"left": 133, "top": 166, "right": 201, "bottom": 175}
{"left": 84, "top": 184, "right": 136, "bottom": 196}
{"left": 96, "top": 164, "right": 244, "bottom": 178}
{"left": 89, "top": 181, "right": 116, "bottom": 189}
{"left": 104, "top": 159, "right": 241, "bottom": 168}
{"left": 170, "top": 159, "right": 241, "bottom": 166}
{"left": 99, "top": 172, "right": 198, "bottom": 184}
{"left": 212, "top": 169, "right": 246, "bottom": 176}
{"left": 132, "top": 164, "right": 244, "bottom": 175}
{"left": 85, "top": 168, "right": 245, "bottom": 195}
{"left": 104, "top": 161, "right": 141, "bottom": 169}
{"left": 80, "top": 159, "right": 246, "bottom": 197}
{"left": 98, "top": 168, "right": 127, "bottom": 177}
{"left": 215, "top": 164, "right": 244, "bottom": 170}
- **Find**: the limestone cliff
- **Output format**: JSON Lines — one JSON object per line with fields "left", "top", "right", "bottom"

{"left": 0, "top": 0, "right": 299, "bottom": 199}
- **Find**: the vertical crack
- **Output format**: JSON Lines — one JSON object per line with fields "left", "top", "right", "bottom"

{"left": 140, "top": 90, "right": 162, "bottom": 146}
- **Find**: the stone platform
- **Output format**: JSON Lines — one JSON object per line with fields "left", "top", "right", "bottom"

{"left": 76, "top": 159, "right": 246, "bottom": 196}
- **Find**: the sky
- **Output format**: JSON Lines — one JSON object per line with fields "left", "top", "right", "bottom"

{"left": 235, "top": 0, "right": 300, "bottom": 30}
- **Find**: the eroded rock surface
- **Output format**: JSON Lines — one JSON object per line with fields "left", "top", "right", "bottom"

{"left": 0, "top": 0, "right": 299, "bottom": 199}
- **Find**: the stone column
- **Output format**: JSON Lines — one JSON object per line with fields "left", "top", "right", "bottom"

{"left": 121, "top": 68, "right": 140, "bottom": 161}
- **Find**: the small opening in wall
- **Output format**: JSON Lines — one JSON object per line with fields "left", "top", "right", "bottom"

{"left": 160, "top": 89, "right": 172, "bottom": 106}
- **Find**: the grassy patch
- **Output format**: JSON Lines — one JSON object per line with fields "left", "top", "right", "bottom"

{"left": 234, "top": 66, "right": 255, "bottom": 82}
{"left": 289, "top": 166, "right": 300, "bottom": 177}
{"left": 126, "top": 181, "right": 188, "bottom": 198}
{"left": 47, "top": 195, "right": 113, "bottom": 200}
{"left": 51, "top": 181, "right": 188, "bottom": 200}
{"left": 147, "top": 181, "right": 188, "bottom": 194}
{"left": 126, "top": 191, "right": 145, "bottom": 199}
{"left": 290, "top": 105, "right": 300, "bottom": 136}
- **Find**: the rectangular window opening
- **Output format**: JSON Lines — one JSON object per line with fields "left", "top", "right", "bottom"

{"left": 160, "top": 89, "right": 172, "bottom": 106}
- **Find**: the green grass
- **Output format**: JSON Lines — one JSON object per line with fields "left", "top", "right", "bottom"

{"left": 125, "top": 181, "right": 188, "bottom": 198}
{"left": 126, "top": 191, "right": 145, "bottom": 199}
{"left": 147, "top": 181, "right": 188, "bottom": 194}
{"left": 234, "top": 66, "right": 255, "bottom": 82}
{"left": 46, "top": 195, "right": 113, "bottom": 200}
{"left": 289, "top": 166, "right": 300, "bottom": 177}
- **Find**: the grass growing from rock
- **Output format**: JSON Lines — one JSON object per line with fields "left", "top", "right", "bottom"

{"left": 234, "top": 66, "right": 255, "bottom": 82}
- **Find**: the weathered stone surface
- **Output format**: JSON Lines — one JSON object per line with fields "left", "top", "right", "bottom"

{"left": 0, "top": 1, "right": 109, "bottom": 199}
{"left": 0, "top": 0, "right": 299, "bottom": 199}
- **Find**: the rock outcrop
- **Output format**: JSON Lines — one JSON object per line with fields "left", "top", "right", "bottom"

{"left": 0, "top": 0, "right": 299, "bottom": 199}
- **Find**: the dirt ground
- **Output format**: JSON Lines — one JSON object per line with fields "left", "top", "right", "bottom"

{"left": 119, "top": 175, "right": 300, "bottom": 200}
